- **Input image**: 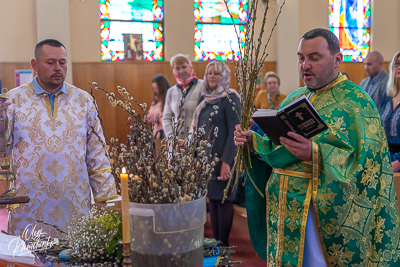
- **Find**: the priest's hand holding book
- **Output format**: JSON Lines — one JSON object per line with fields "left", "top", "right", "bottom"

{"left": 234, "top": 125, "right": 312, "bottom": 161}
{"left": 280, "top": 132, "right": 311, "bottom": 161}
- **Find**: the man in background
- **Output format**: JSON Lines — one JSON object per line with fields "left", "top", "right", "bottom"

{"left": 360, "top": 51, "right": 389, "bottom": 106}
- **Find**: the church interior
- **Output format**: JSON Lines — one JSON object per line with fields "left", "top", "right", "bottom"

{"left": 0, "top": 0, "right": 400, "bottom": 266}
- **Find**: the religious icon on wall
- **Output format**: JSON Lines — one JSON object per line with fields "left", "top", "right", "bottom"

{"left": 123, "top": 34, "right": 144, "bottom": 61}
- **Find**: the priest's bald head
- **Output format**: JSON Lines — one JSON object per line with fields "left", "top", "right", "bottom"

{"left": 297, "top": 28, "right": 343, "bottom": 89}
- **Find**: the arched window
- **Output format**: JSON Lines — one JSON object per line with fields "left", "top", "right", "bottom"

{"left": 329, "top": 0, "right": 371, "bottom": 62}
{"left": 194, "top": 0, "right": 248, "bottom": 61}
{"left": 100, "top": 0, "right": 164, "bottom": 61}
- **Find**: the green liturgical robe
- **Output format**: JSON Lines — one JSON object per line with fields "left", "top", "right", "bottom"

{"left": 246, "top": 74, "right": 400, "bottom": 266}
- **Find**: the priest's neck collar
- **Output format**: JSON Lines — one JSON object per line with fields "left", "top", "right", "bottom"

{"left": 307, "top": 72, "right": 347, "bottom": 94}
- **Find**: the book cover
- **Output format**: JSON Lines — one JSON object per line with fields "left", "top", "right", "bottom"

{"left": 252, "top": 95, "right": 328, "bottom": 145}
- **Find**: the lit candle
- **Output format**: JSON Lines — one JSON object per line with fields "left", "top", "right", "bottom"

{"left": 120, "top": 167, "right": 130, "bottom": 244}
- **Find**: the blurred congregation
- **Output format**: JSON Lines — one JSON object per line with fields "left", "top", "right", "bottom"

{"left": 1, "top": 1, "right": 400, "bottom": 265}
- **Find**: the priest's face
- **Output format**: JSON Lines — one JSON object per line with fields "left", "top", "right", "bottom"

{"left": 297, "top": 36, "right": 342, "bottom": 89}
{"left": 31, "top": 44, "right": 67, "bottom": 94}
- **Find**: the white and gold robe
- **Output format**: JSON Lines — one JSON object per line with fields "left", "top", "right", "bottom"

{"left": 6, "top": 81, "right": 117, "bottom": 237}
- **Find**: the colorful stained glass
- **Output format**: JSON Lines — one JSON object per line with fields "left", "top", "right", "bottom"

{"left": 100, "top": 0, "right": 164, "bottom": 61}
{"left": 194, "top": 0, "right": 248, "bottom": 24}
{"left": 194, "top": 0, "right": 248, "bottom": 61}
{"left": 329, "top": 0, "right": 371, "bottom": 62}
{"left": 194, "top": 24, "right": 246, "bottom": 61}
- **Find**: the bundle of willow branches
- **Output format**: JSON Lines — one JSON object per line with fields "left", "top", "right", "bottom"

{"left": 90, "top": 83, "right": 218, "bottom": 204}
{"left": 223, "top": 0, "right": 286, "bottom": 201}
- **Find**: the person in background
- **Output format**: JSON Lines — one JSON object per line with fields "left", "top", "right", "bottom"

{"left": 162, "top": 54, "right": 203, "bottom": 139}
{"left": 378, "top": 50, "right": 400, "bottom": 172}
{"left": 1, "top": 39, "right": 117, "bottom": 237}
{"left": 360, "top": 51, "right": 389, "bottom": 107}
{"left": 254, "top": 71, "right": 287, "bottom": 110}
{"left": 147, "top": 74, "right": 171, "bottom": 137}
{"left": 192, "top": 61, "right": 241, "bottom": 247}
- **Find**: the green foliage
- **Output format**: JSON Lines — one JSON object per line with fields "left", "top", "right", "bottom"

{"left": 67, "top": 207, "right": 123, "bottom": 265}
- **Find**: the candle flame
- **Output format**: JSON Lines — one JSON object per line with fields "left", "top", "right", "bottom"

{"left": 122, "top": 167, "right": 127, "bottom": 174}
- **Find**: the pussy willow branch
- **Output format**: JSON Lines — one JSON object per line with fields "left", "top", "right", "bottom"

{"left": 222, "top": 0, "right": 286, "bottom": 202}
{"left": 90, "top": 83, "right": 217, "bottom": 204}
{"left": 260, "top": 0, "right": 286, "bottom": 64}
{"left": 89, "top": 82, "right": 111, "bottom": 147}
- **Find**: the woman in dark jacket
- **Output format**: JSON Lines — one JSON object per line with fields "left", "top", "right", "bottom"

{"left": 192, "top": 61, "right": 241, "bottom": 246}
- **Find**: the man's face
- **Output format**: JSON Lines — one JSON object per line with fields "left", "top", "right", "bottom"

{"left": 173, "top": 62, "right": 190, "bottom": 81}
{"left": 363, "top": 54, "right": 382, "bottom": 78}
{"left": 265, "top": 77, "right": 279, "bottom": 95}
{"left": 297, "top": 37, "right": 342, "bottom": 89}
{"left": 31, "top": 45, "right": 67, "bottom": 93}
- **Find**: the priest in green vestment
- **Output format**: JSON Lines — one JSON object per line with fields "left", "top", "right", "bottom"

{"left": 234, "top": 28, "right": 400, "bottom": 266}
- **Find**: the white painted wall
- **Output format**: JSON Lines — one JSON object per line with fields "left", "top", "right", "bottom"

{"left": 35, "top": 0, "right": 73, "bottom": 83}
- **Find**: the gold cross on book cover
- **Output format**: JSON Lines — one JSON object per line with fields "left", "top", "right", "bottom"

{"left": 252, "top": 95, "right": 328, "bottom": 145}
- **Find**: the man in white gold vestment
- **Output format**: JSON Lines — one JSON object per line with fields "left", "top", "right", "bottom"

{"left": 1, "top": 39, "right": 118, "bottom": 237}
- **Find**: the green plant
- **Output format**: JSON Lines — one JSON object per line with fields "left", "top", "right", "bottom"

{"left": 67, "top": 207, "right": 123, "bottom": 265}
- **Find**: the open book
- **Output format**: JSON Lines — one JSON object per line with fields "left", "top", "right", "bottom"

{"left": 252, "top": 95, "right": 328, "bottom": 145}
{"left": 0, "top": 234, "right": 36, "bottom": 264}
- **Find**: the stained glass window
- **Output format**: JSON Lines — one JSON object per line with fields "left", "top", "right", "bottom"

{"left": 194, "top": 0, "right": 248, "bottom": 61}
{"left": 329, "top": 0, "right": 371, "bottom": 62}
{"left": 100, "top": 0, "right": 164, "bottom": 61}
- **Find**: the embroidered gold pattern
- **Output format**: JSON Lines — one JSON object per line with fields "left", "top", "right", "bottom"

{"left": 273, "top": 168, "right": 312, "bottom": 179}
{"left": 95, "top": 195, "right": 119, "bottom": 203}
{"left": 89, "top": 167, "right": 112, "bottom": 176}
{"left": 6, "top": 83, "right": 117, "bottom": 237}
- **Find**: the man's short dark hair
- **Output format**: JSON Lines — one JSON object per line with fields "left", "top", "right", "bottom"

{"left": 301, "top": 28, "right": 340, "bottom": 55}
{"left": 34, "top": 39, "right": 66, "bottom": 59}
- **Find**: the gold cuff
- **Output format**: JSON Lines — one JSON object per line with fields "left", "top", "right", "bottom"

{"left": 88, "top": 167, "right": 112, "bottom": 176}
{"left": 7, "top": 203, "right": 19, "bottom": 211}
{"left": 94, "top": 194, "right": 118, "bottom": 203}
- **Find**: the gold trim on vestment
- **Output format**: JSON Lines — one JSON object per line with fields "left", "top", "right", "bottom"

{"left": 251, "top": 131, "right": 258, "bottom": 151}
{"left": 277, "top": 175, "right": 289, "bottom": 265}
{"left": 308, "top": 73, "right": 347, "bottom": 103}
{"left": 43, "top": 94, "right": 60, "bottom": 120}
{"left": 273, "top": 168, "right": 312, "bottom": 179}
{"left": 43, "top": 95, "right": 52, "bottom": 119}
{"left": 298, "top": 178, "right": 313, "bottom": 267}
{"left": 7, "top": 203, "right": 19, "bottom": 211}
{"left": 95, "top": 194, "right": 118, "bottom": 203}
{"left": 89, "top": 167, "right": 112, "bottom": 176}
{"left": 311, "top": 140, "right": 331, "bottom": 266}
{"left": 53, "top": 94, "right": 59, "bottom": 119}
{"left": 265, "top": 178, "right": 270, "bottom": 263}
